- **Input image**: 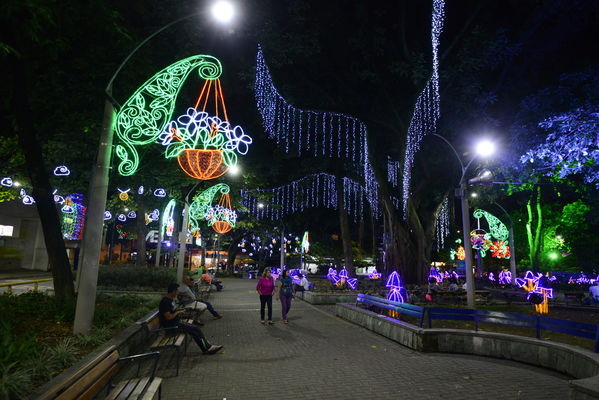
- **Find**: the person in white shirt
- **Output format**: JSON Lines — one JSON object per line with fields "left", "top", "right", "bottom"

{"left": 300, "top": 274, "right": 310, "bottom": 291}
{"left": 589, "top": 282, "right": 599, "bottom": 301}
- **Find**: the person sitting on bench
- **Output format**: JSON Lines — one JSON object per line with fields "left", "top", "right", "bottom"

{"left": 202, "top": 272, "right": 223, "bottom": 291}
{"left": 160, "top": 283, "right": 223, "bottom": 355}
{"left": 180, "top": 276, "right": 223, "bottom": 322}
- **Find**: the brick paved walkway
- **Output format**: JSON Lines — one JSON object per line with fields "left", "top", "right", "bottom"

{"left": 161, "top": 278, "right": 570, "bottom": 399}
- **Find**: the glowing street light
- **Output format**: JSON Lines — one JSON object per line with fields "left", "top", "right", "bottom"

{"left": 258, "top": 203, "right": 264, "bottom": 209}
{"left": 549, "top": 252, "right": 559, "bottom": 260}
{"left": 470, "top": 192, "right": 477, "bottom": 198}
{"left": 228, "top": 164, "right": 240, "bottom": 175}
{"left": 476, "top": 140, "right": 496, "bottom": 157}
{"left": 211, "top": 1, "right": 235, "bottom": 24}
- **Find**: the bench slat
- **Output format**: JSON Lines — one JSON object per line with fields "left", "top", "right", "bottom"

{"left": 115, "top": 378, "right": 141, "bottom": 400}
{"left": 140, "top": 378, "right": 163, "bottom": 400}
{"left": 56, "top": 351, "right": 120, "bottom": 400}
{"left": 105, "top": 380, "right": 128, "bottom": 400}
{"left": 74, "top": 363, "right": 120, "bottom": 400}
{"left": 128, "top": 377, "right": 151, "bottom": 400}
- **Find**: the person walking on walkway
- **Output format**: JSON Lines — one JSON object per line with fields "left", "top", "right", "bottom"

{"left": 256, "top": 268, "right": 275, "bottom": 325}
{"left": 159, "top": 283, "right": 223, "bottom": 355}
{"left": 277, "top": 269, "right": 295, "bottom": 324}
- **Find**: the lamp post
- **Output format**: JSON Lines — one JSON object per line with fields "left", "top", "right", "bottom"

{"left": 431, "top": 134, "right": 495, "bottom": 308}
{"left": 74, "top": 4, "right": 237, "bottom": 334}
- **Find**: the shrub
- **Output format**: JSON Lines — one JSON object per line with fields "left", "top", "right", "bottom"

{"left": 0, "top": 362, "right": 32, "bottom": 400}
{"left": 48, "top": 338, "right": 79, "bottom": 368}
{"left": 98, "top": 265, "right": 176, "bottom": 290}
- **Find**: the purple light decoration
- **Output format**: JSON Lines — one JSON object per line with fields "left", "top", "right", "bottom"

{"left": 386, "top": 271, "right": 406, "bottom": 303}
{"left": 154, "top": 188, "right": 166, "bottom": 198}
{"left": 127, "top": 211, "right": 137, "bottom": 219}
{"left": 428, "top": 267, "right": 442, "bottom": 283}
{"left": 346, "top": 278, "right": 358, "bottom": 290}
{"left": 515, "top": 270, "right": 554, "bottom": 301}
{"left": 368, "top": 268, "right": 382, "bottom": 279}
{"left": 488, "top": 272, "right": 496, "bottom": 282}
{"left": 1, "top": 177, "right": 13, "bottom": 187}
{"left": 117, "top": 214, "right": 127, "bottom": 222}
{"left": 104, "top": 211, "right": 112, "bottom": 220}
{"left": 339, "top": 268, "right": 349, "bottom": 279}
{"left": 499, "top": 270, "right": 512, "bottom": 285}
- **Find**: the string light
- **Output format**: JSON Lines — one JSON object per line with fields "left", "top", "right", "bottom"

{"left": 434, "top": 196, "right": 449, "bottom": 251}
{"left": 241, "top": 173, "right": 372, "bottom": 222}
{"left": 114, "top": 55, "right": 223, "bottom": 176}
{"left": 398, "top": 0, "right": 445, "bottom": 218}
{"left": 255, "top": 46, "right": 379, "bottom": 216}
{"left": 53, "top": 166, "right": 70, "bottom": 176}
{"left": 1, "top": 177, "right": 13, "bottom": 187}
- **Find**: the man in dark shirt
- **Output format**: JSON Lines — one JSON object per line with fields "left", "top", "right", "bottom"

{"left": 159, "top": 283, "right": 223, "bottom": 354}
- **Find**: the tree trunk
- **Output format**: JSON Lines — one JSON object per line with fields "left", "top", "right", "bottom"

{"left": 135, "top": 195, "right": 147, "bottom": 267}
{"left": 226, "top": 231, "right": 246, "bottom": 275}
{"left": 336, "top": 175, "right": 354, "bottom": 275}
{"left": 10, "top": 49, "right": 74, "bottom": 301}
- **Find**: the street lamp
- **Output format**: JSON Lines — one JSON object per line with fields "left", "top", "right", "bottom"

{"left": 228, "top": 164, "right": 240, "bottom": 175}
{"left": 211, "top": 1, "right": 235, "bottom": 23}
{"left": 74, "top": 8, "right": 238, "bottom": 334}
{"left": 431, "top": 133, "right": 495, "bottom": 308}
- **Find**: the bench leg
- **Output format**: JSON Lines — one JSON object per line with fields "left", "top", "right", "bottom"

{"left": 176, "top": 347, "right": 180, "bottom": 377}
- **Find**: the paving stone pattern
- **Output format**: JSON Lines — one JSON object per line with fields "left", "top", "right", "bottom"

{"left": 161, "top": 278, "right": 570, "bottom": 399}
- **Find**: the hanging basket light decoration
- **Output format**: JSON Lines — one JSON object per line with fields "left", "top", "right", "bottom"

{"left": 188, "top": 184, "right": 236, "bottom": 236}
{"left": 159, "top": 78, "right": 252, "bottom": 180}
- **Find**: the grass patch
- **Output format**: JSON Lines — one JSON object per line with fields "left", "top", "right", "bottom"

{"left": 0, "top": 291, "right": 159, "bottom": 399}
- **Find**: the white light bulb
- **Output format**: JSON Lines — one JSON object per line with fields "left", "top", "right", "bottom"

{"left": 229, "top": 164, "right": 240, "bottom": 175}
{"left": 211, "top": 1, "right": 235, "bottom": 23}
{"left": 476, "top": 140, "right": 495, "bottom": 157}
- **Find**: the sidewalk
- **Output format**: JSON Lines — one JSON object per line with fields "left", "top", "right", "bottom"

{"left": 0, "top": 269, "right": 53, "bottom": 294}
{"left": 161, "top": 278, "right": 570, "bottom": 399}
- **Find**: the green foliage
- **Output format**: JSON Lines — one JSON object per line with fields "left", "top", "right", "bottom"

{"left": 48, "top": 338, "right": 79, "bottom": 368}
{"left": 97, "top": 265, "right": 176, "bottom": 290}
{"left": 0, "top": 362, "right": 32, "bottom": 400}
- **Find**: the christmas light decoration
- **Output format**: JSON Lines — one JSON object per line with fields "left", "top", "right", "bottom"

{"left": 434, "top": 196, "right": 449, "bottom": 251}
{"left": 154, "top": 188, "right": 167, "bottom": 197}
{"left": 188, "top": 183, "right": 235, "bottom": 235}
{"left": 161, "top": 199, "right": 176, "bottom": 238}
{"left": 61, "top": 194, "right": 86, "bottom": 240}
{"left": 470, "top": 230, "right": 492, "bottom": 257}
{"left": 114, "top": 55, "right": 223, "bottom": 176}
{"left": 104, "top": 211, "right": 112, "bottom": 221}
{"left": 368, "top": 268, "right": 382, "bottom": 280}
{"left": 489, "top": 240, "right": 511, "bottom": 259}
{"left": 138, "top": 186, "right": 144, "bottom": 195}
{"left": 397, "top": 0, "right": 445, "bottom": 218}
{"left": 241, "top": 173, "right": 371, "bottom": 222}
{"left": 127, "top": 211, "right": 137, "bottom": 219}
{"left": 1, "top": 177, "right": 13, "bottom": 187}
{"left": 515, "top": 271, "right": 553, "bottom": 314}
{"left": 53, "top": 165, "right": 70, "bottom": 176}
{"left": 255, "top": 46, "right": 379, "bottom": 216}
{"left": 117, "top": 214, "right": 127, "bottom": 222}
{"left": 488, "top": 272, "right": 495, "bottom": 282}
{"left": 386, "top": 271, "right": 407, "bottom": 303}
{"left": 473, "top": 209, "right": 509, "bottom": 242}
{"left": 499, "top": 270, "right": 512, "bottom": 285}
{"left": 52, "top": 189, "right": 65, "bottom": 204}
{"left": 301, "top": 231, "right": 309, "bottom": 253}
{"left": 20, "top": 188, "right": 35, "bottom": 205}
{"left": 118, "top": 188, "right": 130, "bottom": 201}
{"left": 428, "top": 267, "right": 443, "bottom": 283}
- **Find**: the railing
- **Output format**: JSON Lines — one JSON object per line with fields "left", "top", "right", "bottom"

{"left": 0, "top": 278, "right": 53, "bottom": 295}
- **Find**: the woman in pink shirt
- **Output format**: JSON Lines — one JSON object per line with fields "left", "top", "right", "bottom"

{"left": 256, "top": 268, "right": 275, "bottom": 325}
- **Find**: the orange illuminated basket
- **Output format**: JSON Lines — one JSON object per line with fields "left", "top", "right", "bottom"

{"left": 212, "top": 220, "right": 232, "bottom": 234}
{"left": 177, "top": 149, "right": 228, "bottom": 180}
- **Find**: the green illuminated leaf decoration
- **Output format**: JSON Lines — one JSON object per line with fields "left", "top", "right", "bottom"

{"left": 165, "top": 142, "right": 186, "bottom": 159}
{"left": 115, "top": 55, "right": 222, "bottom": 176}
{"left": 473, "top": 209, "right": 509, "bottom": 242}
{"left": 188, "top": 183, "right": 230, "bottom": 233}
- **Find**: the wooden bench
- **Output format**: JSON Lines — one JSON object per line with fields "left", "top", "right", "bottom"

{"left": 356, "top": 293, "right": 425, "bottom": 327}
{"left": 38, "top": 345, "right": 161, "bottom": 400}
{"left": 141, "top": 312, "right": 190, "bottom": 376}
